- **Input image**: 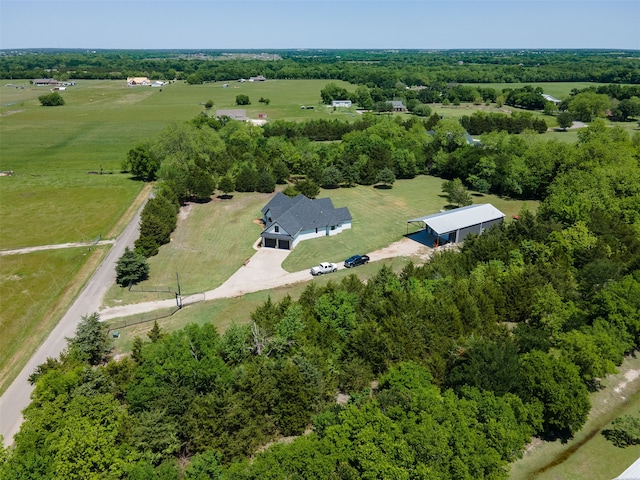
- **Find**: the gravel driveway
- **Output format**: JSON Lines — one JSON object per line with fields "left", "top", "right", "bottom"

{"left": 99, "top": 237, "right": 433, "bottom": 320}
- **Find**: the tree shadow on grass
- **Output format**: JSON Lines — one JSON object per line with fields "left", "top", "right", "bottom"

{"left": 373, "top": 184, "right": 393, "bottom": 190}
{"left": 217, "top": 194, "right": 234, "bottom": 200}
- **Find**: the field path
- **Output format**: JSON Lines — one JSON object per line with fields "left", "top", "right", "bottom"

{"left": 0, "top": 240, "right": 116, "bottom": 256}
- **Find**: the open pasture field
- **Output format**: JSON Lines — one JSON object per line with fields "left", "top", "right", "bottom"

{"left": 104, "top": 175, "right": 538, "bottom": 309}
{"left": 199, "top": 78, "right": 357, "bottom": 120}
{"left": 0, "top": 78, "right": 353, "bottom": 250}
{"left": 0, "top": 245, "right": 109, "bottom": 393}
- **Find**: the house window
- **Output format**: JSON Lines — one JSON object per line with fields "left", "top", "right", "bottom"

{"left": 331, "top": 225, "right": 336, "bottom": 231}
{"left": 274, "top": 226, "right": 279, "bottom": 233}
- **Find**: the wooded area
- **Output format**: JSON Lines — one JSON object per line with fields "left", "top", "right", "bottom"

{"left": 3, "top": 116, "right": 639, "bottom": 478}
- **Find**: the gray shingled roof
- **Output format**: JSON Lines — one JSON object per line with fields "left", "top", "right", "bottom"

{"left": 262, "top": 192, "right": 352, "bottom": 236}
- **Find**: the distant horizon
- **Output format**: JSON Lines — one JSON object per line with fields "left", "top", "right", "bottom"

{"left": 2, "top": 1, "right": 639, "bottom": 51}
{"left": 2, "top": 47, "right": 640, "bottom": 52}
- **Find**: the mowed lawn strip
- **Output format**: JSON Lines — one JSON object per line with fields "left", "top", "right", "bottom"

{"left": 283, "top": 177, "right": 538, "bottom": 272}
{"left": 508, "top": 355, "right": 640, "bottom": 480}
{"left": 0, "top": 245, "right": 109, "bottom": 393}
{"left": 107, "top": 256, "right": 413, "bottom": 355}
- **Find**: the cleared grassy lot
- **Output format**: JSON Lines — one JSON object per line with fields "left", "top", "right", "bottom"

{"left": 509, "top": 355, "right": 640, "bottom": 480}
{"left": 103, "top": 176, "right": 537, "bottom": 307}
{"left": 0, "top": 245, "right": 109, "bottom": 392}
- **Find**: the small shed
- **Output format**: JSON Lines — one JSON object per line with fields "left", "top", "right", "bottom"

{"left": 408, "top": 203, "right": 505, "bottom": 244}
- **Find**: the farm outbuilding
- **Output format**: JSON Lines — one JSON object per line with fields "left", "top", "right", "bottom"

{"left": 33, "top": 78, "right": 59, "bottom": 86}
{"left": 408, "top": 203, "right": 505, "bottom": 245}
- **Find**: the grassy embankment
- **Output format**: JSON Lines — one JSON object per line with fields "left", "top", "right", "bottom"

{"left": 509, "top": 354, "right": 640, "bottom": 480}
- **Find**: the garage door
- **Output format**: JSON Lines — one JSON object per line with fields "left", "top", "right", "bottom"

{"left": 264, "top": 238, "right": 276, "bottom": 248}
{"left": 278, "top": 239, "right": 290, "bottom": 250}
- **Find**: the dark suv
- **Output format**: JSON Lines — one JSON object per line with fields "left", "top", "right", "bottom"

{"left": 344, "top": 254, "right": 370, "bottom": 268}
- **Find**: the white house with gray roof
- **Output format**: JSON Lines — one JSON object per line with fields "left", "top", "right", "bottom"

{"left": 261, "top": 192, "right": 352, "bottom": 249}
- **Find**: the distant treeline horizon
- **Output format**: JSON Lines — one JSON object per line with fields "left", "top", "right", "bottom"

{"left": 2, "top": 48, "right": 639, "bottom": 85}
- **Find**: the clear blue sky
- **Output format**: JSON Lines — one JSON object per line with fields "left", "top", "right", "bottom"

{"left": 1, "top": 0, "right": 638, "bottom": 50}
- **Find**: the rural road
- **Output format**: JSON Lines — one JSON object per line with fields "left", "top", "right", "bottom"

{"left": 0, "top": 198, "right": 148, "bottom": 447}
{"left": 1, "top": 205, "right": 432, "bottom": 447}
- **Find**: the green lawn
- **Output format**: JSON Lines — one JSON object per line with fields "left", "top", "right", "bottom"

{"left": 103, "top": 191, "right": 268, "bottom": 307}
{"left": 283, "top": 177, "right": 537, "bottom": 272}
{"left": 107, "top": 255, "right": 413, "bottom": 354}
{"left": 102, "top": 176, "right": 537, "bottom": 307}
{"left": 509, "top": 355, "right": 640, "bottom": 480}
{"left": 0, "top": 245, "right": 109, "bottom": 393}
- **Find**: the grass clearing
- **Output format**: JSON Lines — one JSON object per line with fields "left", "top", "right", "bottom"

{"left": 107, "top": 256, "right": 413, "bottom": 354}
{"left": 103, "top": 176, "right": 537, "bottom": 307}
{"left": 0, "top": 245, "right": 109, "bottom": 393}
{"left": 461, "top": 82, "right": 608, "bottom": 101}
{"left": 283, "top": 177, "right": 537, "bottom": 272}
{"left": 508, "top": 355, "right": 640, "bottom": 480}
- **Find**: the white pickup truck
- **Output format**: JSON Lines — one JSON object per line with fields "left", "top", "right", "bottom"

{"left": 310, "top": 262, "right": 338, "bottom": 276}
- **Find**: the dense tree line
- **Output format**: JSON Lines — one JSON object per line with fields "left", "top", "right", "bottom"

{"left": 2, "top": 49, "right": 639, "bottom": 85}
{"left": 562, "top": 84, "right": 640, "bottom": 122}
{"left": 460, "top": 111, "right": 548, "bottom": 135}
{"left": 3, "top": 120, "right": 640, "bottom": 478}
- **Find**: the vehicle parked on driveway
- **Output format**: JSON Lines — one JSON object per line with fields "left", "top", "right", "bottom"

{"left": 344, "top": 254, "right": 370, "bottom": 268}
{"left": 310, "top": 262, "right": 338, "bottom": 276}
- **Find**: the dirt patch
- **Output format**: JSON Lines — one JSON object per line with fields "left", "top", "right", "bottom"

{"left": 178, "top": 203, "right": 192, "bottom": 221}
{"left": 614, "top": 369, "right": 640, "bottom": 395}
{"left": 0, "top": 110, "right": 23, "bottom": 117}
